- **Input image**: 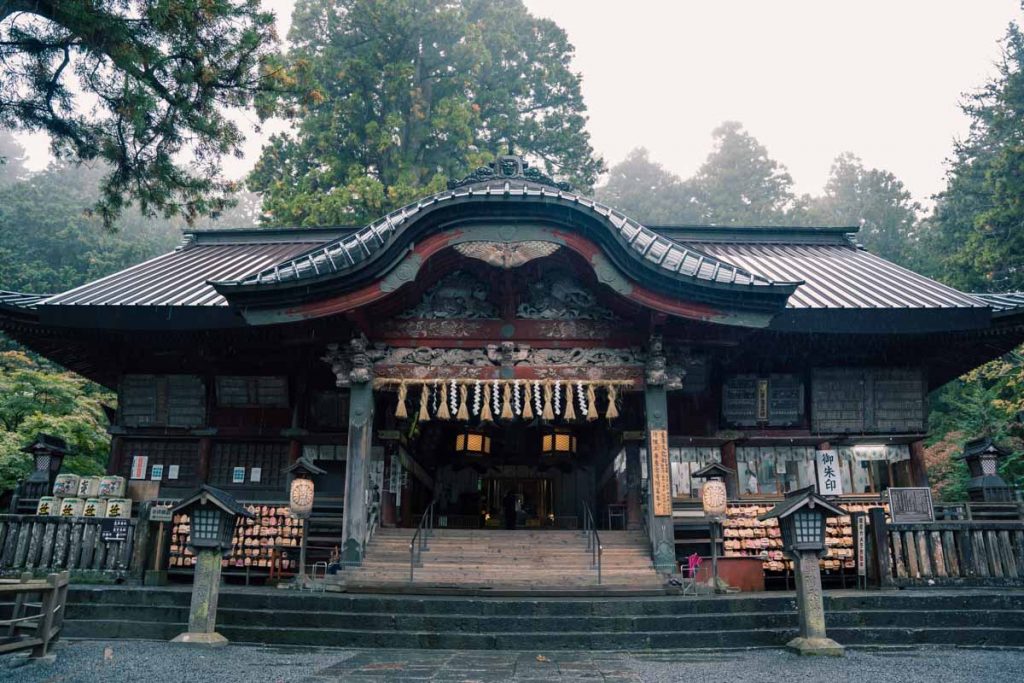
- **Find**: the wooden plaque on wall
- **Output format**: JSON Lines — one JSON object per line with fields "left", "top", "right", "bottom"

{"left": 649, "top": 429, "right": 672, "bottom": 517}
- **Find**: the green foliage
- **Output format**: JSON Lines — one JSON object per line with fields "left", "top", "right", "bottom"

{"left": 0, "top": 133, "right": 28, "bottom": 185}
{"left": 598, "top": 124, "right": 804, "bottom": 226}
{"left": 0, "top": 160, "right": 182, "bottom": 293}
{"left": 594, "top": 148, "right": 702, "bottom": 225}
{"left": 797, "top": 153, "right": 922, "bottom": 264}
{"left": 0, "top": 0, "right": 281, "bottom": 227}
{"left": 691, "top": 122, "right": 796, "bottom": 226}
{"left": 923, "top": 21, "right": 1024, "bottom": 291}
{"left": 249, "top": 0, "right": 604, "bottom": 226}
{"left": 0, "top": 351, "right": 112, "bottom": 491}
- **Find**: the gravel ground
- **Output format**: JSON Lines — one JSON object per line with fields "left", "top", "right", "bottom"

{"left": 3, "top": 641, "right": 1024, "bottom": 682}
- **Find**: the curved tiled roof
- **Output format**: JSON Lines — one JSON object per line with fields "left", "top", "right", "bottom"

{"left": 973, "top": 292, "right": 1024, "bottom": 315}
{"left": 0, "top": 291, "right": 50, "bottom": 310}
{"left": 222, "top": 180, "right": 793, "bottom": 291}
{"left": 686, "top": 241, "right": 987, "bottom": 310}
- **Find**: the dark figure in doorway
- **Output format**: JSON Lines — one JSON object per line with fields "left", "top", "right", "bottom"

{"left": 503, "top": 490, "right": 517, "bottom": 530}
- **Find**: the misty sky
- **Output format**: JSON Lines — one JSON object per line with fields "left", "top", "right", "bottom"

{"left": 11, "top": 1, "right": 1022, "bottom": 204}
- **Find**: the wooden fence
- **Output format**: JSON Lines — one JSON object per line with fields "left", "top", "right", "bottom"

{"left": 0, "top": 514, "right": 149, "bottom": 581}
{"left": 884, "top": 520, "right": 1024, "bottom": 587}
{"left": 0, "top": 571, "right": 69, "bottom": 658}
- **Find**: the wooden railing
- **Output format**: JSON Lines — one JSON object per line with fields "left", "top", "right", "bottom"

{"left": 885, "top": 521, "right": 1024, "bottom": 586}
{"left": 0, "top": 514, "right": 148, "bottom": 581}
{"left": 0, "top": 571, "right": 70, "bottom": 658}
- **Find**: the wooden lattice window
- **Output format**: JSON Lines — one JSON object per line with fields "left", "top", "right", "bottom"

{"left": 120, "top": 375, "right": 205, "bottom": 428}
{"left": 209, "top": 442, "right": 289, "bottom": 490}
{"left": 119, "top": 440, "right": 199, "bottom": 484}
{"left": 215, "top": 376, "right": 289, "bottom": 408}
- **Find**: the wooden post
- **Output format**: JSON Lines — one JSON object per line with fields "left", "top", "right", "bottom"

{"left": 908, "top": 440, "right": 929, "bottom": 488}
{"left": 29, "top": 572, "right": 60, "bottom": 658}
{"left": 341, "top": 382, "right": 375, "bottom": 566}
{"left": 130, "top": 501, "right": 153, "bottom": 584}
{"left": 868, "top": 507, "right": 893, "bottom": 587}
{"left": 930, "top": 531, "right": 947, "bottom": 577}
{"left": 197, "top": 437, "right": 212, "bottom": 485}
{"left": 108, "top": 436, "right": 125, "bottom": 476}
{"left": 644, "top": 382, "right": 675, "bottom": 573}
{"left": 942, "top": 529, "right": 960, "bottom": 577}
{"left": 892, "top": 532, "right": 907, "bottom": 579}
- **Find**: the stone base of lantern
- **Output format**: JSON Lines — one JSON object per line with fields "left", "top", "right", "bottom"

{"left": 786, "top": 636, "right": 845, "bottom": 657}
{"left": 171, "top": 631, "right": 229, "bottom": 647}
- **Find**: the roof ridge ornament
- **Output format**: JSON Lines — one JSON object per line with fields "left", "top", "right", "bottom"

{"left": 448, "top": 154, "right": 573, "bottom": 192}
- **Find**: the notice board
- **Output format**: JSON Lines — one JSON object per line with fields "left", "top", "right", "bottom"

{"left": 649, "top": 429, "right": 672, "bottom": 517}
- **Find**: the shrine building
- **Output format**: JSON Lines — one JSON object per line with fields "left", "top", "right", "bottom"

{"left": 3, "top": 155, "right": 1024, "bottom": 588}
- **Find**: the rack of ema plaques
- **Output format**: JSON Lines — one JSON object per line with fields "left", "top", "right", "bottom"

{"left": 722, "top": 501, "right": 888, "bottom": 586}
{"left": 167, "top": 504, "right": 304, "bottom": 584}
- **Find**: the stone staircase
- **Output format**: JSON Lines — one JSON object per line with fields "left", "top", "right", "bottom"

{"left": 57, "top": 587, "right": 1024, "bottom": 649}
{"left": 337, "top": 528, "right": 665, "bottom": 592}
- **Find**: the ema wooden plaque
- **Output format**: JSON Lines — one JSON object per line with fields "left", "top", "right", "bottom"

{"left": 649, "top": 429, "right": 672, "bottom": 517}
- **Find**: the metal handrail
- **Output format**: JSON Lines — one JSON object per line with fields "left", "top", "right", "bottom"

{"left": 409, "top": 499, "right": 436, "bottom": 582}
{"left": 581, "top": 501, "right": 603, "bottom": 585}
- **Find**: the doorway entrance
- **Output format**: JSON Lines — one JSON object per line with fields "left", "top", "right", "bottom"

{"left": 483, "top": 476, "right": 554, "bottom": 529}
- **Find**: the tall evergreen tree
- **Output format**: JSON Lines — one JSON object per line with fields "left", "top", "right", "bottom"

{"left": 0, "top": 131, "right": 27, "bottom": 185}
{"left": 801, "top": 153, "right": 921, "bottom": 263}
{"left": 925, "top": 20, "right": 1024, "bottom": 291}
{"left": 0, "top": 0, "right": 282, "bottom": 226}
{"left": 691, "top": 121, "right": 795, "bottom": 225}
{"left": 595, "top": 148, "right": 701, "bottom": 225}
{"left": 249, "top": 0, "right": 604, "bottom": 227}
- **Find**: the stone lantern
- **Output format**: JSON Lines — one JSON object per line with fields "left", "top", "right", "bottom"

{"left": 283, "top": 457, "right": 326, "bottom": 582}
{"left": 171, "top": 485, "right": 253, "bottom": 646}
{"left": 21, "top": 433, "right": 68, "bottom": 489}
{"left": 759, "top": 486, "right": 846, "bottom": 656}
{"left": 961, "top": 437, "right": 1013, "bottom": 502}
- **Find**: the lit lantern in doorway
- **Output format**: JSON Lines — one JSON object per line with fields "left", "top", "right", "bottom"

{"left": 541, "top": 429, "right": 577, "bottom": 457}
{"left": 455, "top": 429, "right": 491, "bottom": 456}
{"left": 284, "top": 457, "right": 326, "bottom": 519}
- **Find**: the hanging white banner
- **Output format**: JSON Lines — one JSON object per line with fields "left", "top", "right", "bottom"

{"left": 816, "top": 449, "right": 843, "bottom": 496}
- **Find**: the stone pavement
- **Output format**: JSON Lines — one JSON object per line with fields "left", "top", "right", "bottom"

{"left": 4, "top": 641, "right": 1024, "bottom": 682}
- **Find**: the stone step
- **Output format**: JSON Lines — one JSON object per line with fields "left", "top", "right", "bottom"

{"left": 63, "top": 603, "right": 1024, "bottom": 633}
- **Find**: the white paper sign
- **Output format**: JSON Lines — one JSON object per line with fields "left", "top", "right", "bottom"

{"left": 816, "top": 449, "right": 843, "bottom": 495}
{"left": 130, "top": 456, "right": 148, "bottom": 480}
{"left": 167, "top": 465, "right": 179, "bottom": 480}
{"left": 250, "top": 467, "right": 262, "bottom": 483}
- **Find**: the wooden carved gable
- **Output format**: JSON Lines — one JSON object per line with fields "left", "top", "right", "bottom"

{"left": 516, "top": 268, "right": 619, "bottom": 321}
{"left": 397, "top": 269, "right": 499, "bottom": 320}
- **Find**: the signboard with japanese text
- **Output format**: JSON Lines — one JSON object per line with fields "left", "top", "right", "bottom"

{"left": 100, "top": 518, "right": 130, "bottom": 542}
{"left": 887, "top": 487, "right": 935, "bottom": 523}
{"left": 150, "top": 506, "right": 173, "bottom": 523}
{"left": 815, "top": 449, "right": 843, "bottom": 496}
{"left": 855, "top": 516, "right": 867, "bottom": 576}
{"left": 649, "top": 429, "right": 672, "bottom": 516}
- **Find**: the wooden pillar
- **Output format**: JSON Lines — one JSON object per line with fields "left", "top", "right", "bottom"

{"left": 720, "top": 440, "right": 738, "bottom": 499}
{"left": 625, "top": 442, "right": 643, "bottom": 531}
{"left": 908, "top": 439, "right": 929, "bottom": 488}
{"left": 645, "top": 383, "right": 676, "bottom": 572}
{"left": 197, "top": 437, "right": 212, "bottom": 485}
{"left": 107, "top": 436, "right": 125, "bottom": 476}
{"left": 341, "top": 382, "right": 374, "bottom": 565}
{"left": 287, "top": 440, "right": 302, "bottom": 464}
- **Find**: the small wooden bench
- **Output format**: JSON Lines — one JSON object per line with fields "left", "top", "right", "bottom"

{"left": 0, "top": 571, "right": 70, "bottom": 658}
